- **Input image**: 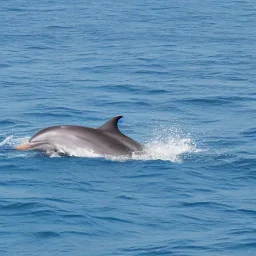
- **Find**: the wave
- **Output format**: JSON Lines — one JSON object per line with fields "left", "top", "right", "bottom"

{"left": 0, "top": 128, "right": 200, "bottom": 162}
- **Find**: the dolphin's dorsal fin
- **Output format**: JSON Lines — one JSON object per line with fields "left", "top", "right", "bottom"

{"left": 98, "top": 116, "right": 123, "bottom": 132}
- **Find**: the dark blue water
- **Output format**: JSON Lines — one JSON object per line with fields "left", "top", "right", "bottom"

{"left": 1, "top": 1, "right": 256, "bottom": 255}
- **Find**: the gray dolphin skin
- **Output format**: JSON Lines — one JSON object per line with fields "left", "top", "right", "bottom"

{"left": 15, "top": 116, "right": 143, "bottom": 156}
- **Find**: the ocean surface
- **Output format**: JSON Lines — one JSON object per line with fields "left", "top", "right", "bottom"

{"left": 0, "top": 0, "right": 256, "bottom": 255}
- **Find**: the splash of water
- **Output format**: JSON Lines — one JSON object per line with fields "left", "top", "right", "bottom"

{"left": 0, "top": 135, "right": 13, "bottom": 146}
{"left": 135, "top": 136, "right": 198, "bottom": 162}
{"left": 0, "top": 135, "right": 29, "bottom": 147}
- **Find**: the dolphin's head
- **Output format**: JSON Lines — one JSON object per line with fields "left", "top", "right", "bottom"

{"left": 15, "top": 128, "right": 56, "bottom": 151}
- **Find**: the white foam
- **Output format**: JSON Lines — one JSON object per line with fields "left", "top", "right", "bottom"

{"left": 0, "top": 135, "right": 30, "bottom": 147}
{"left": 49, "top": 145, "right": 101, "bottom": 158}
{"left": 133, "top": 136, "right": 198, "bottom": 162}
{"left": 0, "top": 136, "right": 13, "bottom": 146}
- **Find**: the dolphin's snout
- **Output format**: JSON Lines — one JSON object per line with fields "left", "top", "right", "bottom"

{"left": 15, "top": 143, "right": 32, "bottom": 150}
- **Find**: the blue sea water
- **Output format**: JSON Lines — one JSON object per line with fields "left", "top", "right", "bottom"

{"left": 0, "top": 0, "right": 256, "bottom": 255}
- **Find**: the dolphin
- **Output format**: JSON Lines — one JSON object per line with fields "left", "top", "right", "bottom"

{"left": 15, "top": 116, "right": 143, "bottom": 156}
